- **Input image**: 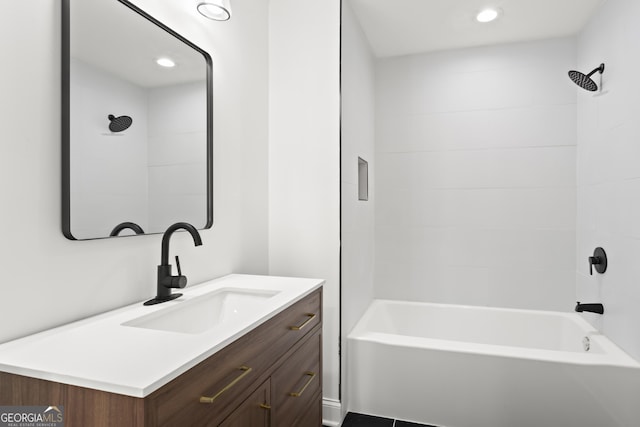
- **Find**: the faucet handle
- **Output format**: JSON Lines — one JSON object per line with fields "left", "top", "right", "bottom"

{"left": 170, "top": 255, "right": 187, "bottom": 289}
{"left": 175, "top": 255, "right": 182, "bottom": 276}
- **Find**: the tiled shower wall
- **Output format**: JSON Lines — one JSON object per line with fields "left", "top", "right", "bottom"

{"left": 576, "top": 0, "right": 640, "bottom": 360}
{"left": 341, "top": 1, "right": 376, "bottom": 353}
{"left": 341, "top": 1, "right": 376, "bottom": 416}
{"left": 374, "top": 38, "right": 578, "bottom": 311}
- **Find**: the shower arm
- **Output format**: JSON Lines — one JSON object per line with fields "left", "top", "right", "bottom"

{"left": 585, "top": 64, "right": 605, "bottom": 78}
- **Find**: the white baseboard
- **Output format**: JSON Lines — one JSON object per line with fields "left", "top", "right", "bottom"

{"left": 322, "top": 398, "right": 342, "bottom": 426}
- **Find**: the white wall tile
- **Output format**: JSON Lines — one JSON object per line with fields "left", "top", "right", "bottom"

{"left": 374, "top": 186, "right": 411, "bottom": 228}
{"left": 342, "top": 230, "right": 375, "bottom": 332}
{"left": 147, "top": 82, "right": 207, "bottom": 135}
{"left": 374, "top": 38, "right": 577, "bottom": 311}
{"left": 377, "top": 147, "right": 575, "bottom": 190}
{"left": 485, "top": 229, "right": 575, "bottom": 270}
{"left": 147, "top": 132, "right": 206, "bottom": 166}
{"left": 602, "top": 301, "right": 640, "bottom": 360}
{"left": 576, "top": 0, "right": 640, "bottom": 361}
{"left": 376, "top": 38, "right": 577, "bottom": 118}
{"left": 375, "top": 257, "right": 492, "bottom": 306}
{"left": 377, "top": 104, "right": 576, "bottom": 154}
{"left": 619, "top": 125, "right": 640, "bottom": 180}
{"left": 377, "top": 187, "right": 575, "bottom": 230}
{"left": 488, "top": 268, "right": 576, "bottom": 311}
{"left": 342, "top": 182, "right": 374, "bottom": 232}
{"left": 340, "top": 3, "right": 377, "bottom": 414}
{"left": 375, "top": 58, "right": 415, "bottom": 118}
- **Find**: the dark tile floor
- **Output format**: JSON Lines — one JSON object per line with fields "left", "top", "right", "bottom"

{"left": 341, "top": 413, "right": 393, "bottom": 426}
{"left": 338, "top": 412, "right": 439, "bottom": 427}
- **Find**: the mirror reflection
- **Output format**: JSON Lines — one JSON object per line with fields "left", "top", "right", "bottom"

{"left": 62, "top": 0, "right": 212, "bottom": 240}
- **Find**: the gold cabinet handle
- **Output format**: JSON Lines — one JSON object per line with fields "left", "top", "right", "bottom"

{"left": 289, "top": 313, "right": 316, "bottom": 331}
{"left": 199, "top": 366, "right": 252, "bottom": 403}
{"left": 289, "top": 371, "right": 316, "bottom": 397}
{"left": 259, "top": 403, "right": 271, "bottom": 410}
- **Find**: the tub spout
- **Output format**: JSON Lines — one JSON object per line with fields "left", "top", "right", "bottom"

{"left": 575, "top": 302, "right": 604, "bottom": 315}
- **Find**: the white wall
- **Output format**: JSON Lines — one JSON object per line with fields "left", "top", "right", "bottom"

{"left": 374, "top": 38, "right": 577, "bottom": 311}
{"left": 576, "top": 0, "right": 640, "bottom": 360}
{"left": 0, "top": 0, "right": 268, "bottom": 343}
{"left": 340, "top": 1, "right": 376, "bottom": 418}
{"left": 268, "top": 0, "right": 341, "bottom": 415}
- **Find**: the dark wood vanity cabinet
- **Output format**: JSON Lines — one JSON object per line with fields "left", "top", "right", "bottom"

{"left": 0, "top": 288, "right": 323, "bottom": 427}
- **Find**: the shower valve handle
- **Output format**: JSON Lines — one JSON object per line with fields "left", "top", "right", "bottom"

{"left": 588, "top": 257, "right": 599, "bottom": 275}
{"left": 588, "top": 247, "right": 607, "bottom": 276}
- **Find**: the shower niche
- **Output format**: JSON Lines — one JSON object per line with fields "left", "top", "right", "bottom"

{"left": 62, "top": 0, "right": 213, "bottom": 240}
{"left": 358, "top": 157, "right": 368, "bottom": 201}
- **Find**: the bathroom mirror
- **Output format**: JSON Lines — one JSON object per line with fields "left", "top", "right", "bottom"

{"left": 62, "top": 0, "right": 213, "bottom": 240}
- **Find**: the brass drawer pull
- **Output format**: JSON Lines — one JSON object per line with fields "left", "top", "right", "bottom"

{"left": 289, "top": 313, "right": 316, "bottom": 331}
{"left": 199, "top": 366, "right": 252, "bottom": 404}
{"left": 289, "top": 371, "right": 316, "bottom": 397}
{"left": 259, "top": 403, "right": 271, "bottom": 410}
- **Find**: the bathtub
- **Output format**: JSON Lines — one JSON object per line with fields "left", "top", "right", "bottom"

{"left": 347, "top": 300, "right": 640, "bottom": 427}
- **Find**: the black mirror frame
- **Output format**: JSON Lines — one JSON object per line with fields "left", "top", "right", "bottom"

{"left": 61, "top": 0, "right": 213, "bottom": 240}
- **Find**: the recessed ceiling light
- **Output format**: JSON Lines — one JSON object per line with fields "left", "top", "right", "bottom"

{"left": 476, "top": 8, "right": 500, "bottom": 23}
{"left": 197, "top": 0, "right": 232, "bottom": 21}
{"left": 156, "top": 57, "right": 176, "bottom": 68}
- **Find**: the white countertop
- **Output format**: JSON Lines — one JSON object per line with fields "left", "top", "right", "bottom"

{"left": 0, "top": 274, "right": 323, "bottom": 397}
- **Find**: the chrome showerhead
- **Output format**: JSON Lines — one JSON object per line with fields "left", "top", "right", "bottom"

{"left": 568, "top": 63, "right": 605, "bottom": 92}
{"left": 108, "top": 114, "right": 133, "bottom": 132}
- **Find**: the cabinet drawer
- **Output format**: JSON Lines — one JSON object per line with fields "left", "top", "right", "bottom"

{"left": 218, "top": 378, "right": 271, "bottom": 427}
{"left": 293, "top": 391, "right": 322, "bottom": 427}
{"left": 277, "top": 290, "right": 321, "bottom": 351}
{"left": 272, "top": 330, "right": 322, "bottom": 427}
{"left": 147, "top": 289, "right": 321, "bottom": 427}
{"left": 151, "top": 338, "right": 270, "bottom": 426}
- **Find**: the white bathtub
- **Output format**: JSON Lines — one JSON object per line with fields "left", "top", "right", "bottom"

{"left": 347, "top": 300, "right": 640, "bottom": 427}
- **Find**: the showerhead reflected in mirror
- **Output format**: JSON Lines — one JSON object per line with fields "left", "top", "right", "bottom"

{"left": 62, "top": 0, "right": 213, "bottom": 240}
{"left": 108, "top": 114, "right": 133, "bottom": 133}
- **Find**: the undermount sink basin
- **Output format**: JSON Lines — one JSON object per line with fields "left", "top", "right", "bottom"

{"left": 122, "top": 288, "right": 280, "bottom": 334}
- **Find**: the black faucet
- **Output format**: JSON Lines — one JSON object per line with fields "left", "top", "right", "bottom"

{"left": 110, "top": 221, "right": 145, "bottom": 236}
{"left": 575, "top": 302, "right": 604, "bottom": 315}
{"left": 144, "top": 222, "right": 203, "bottom": 306}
